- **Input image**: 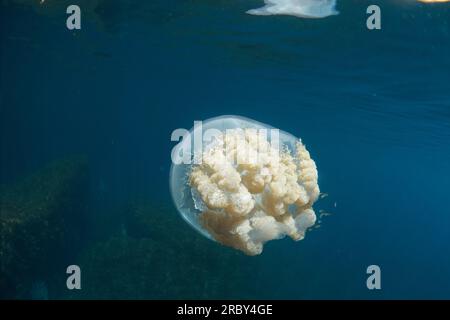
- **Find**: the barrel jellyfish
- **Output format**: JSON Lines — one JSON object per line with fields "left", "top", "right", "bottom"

{"left": 170, "top": 115, "right": 320, "bottom": 255}
{"left": 247, "top": 0, "right": 339, "bottom": 19}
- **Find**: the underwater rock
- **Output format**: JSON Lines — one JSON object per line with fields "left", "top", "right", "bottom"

{"left": 124, "top": 202, "right": 202, "bottom": 251}
{"left": 68, "top": 202, "right": 258, "bottom": 299}
{"left": 0, "top": 156, "right": 89, "bottom": 299}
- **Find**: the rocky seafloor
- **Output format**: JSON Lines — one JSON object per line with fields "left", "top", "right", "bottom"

{"left": 0, "top": 157, "right": 90, "bottom": 299}
{"left": 0, "top": 157, "right": 260, "bottom": 299}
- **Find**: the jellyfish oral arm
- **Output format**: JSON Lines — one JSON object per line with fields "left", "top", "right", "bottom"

{"left": 188, "top": 128, "right": 320, "bottom": 255}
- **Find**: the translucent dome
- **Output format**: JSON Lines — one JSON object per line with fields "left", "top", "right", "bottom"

{"left": 170, "top": 115, "right": 320, "bottom": 255}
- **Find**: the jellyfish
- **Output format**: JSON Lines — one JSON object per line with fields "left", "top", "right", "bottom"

{"left": 170, "top": 115, "right": 320, "bottom": 255}
{"left": 246, "top": 0, "right": 339, "bottom": 19}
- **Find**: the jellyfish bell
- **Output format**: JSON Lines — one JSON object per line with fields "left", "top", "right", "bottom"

{"left": 170, "top": 115, "right": 320, "bottom": 255}
{"left": 170, "top": 115, "right": 279, "bottom": 239}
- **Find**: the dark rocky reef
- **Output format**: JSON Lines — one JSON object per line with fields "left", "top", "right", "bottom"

{"left": 0, "top": 157, "right": 89, "bottom": 298}
{"left": 0, "top": 157, "right": 260, "bottom": 299}
{"left": 69, "top": 202, "right": 259, "bottom": 299}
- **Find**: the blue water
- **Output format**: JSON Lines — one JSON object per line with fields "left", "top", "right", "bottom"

{"left": 1, "top": 0, "right": 450, "bottom": 299}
